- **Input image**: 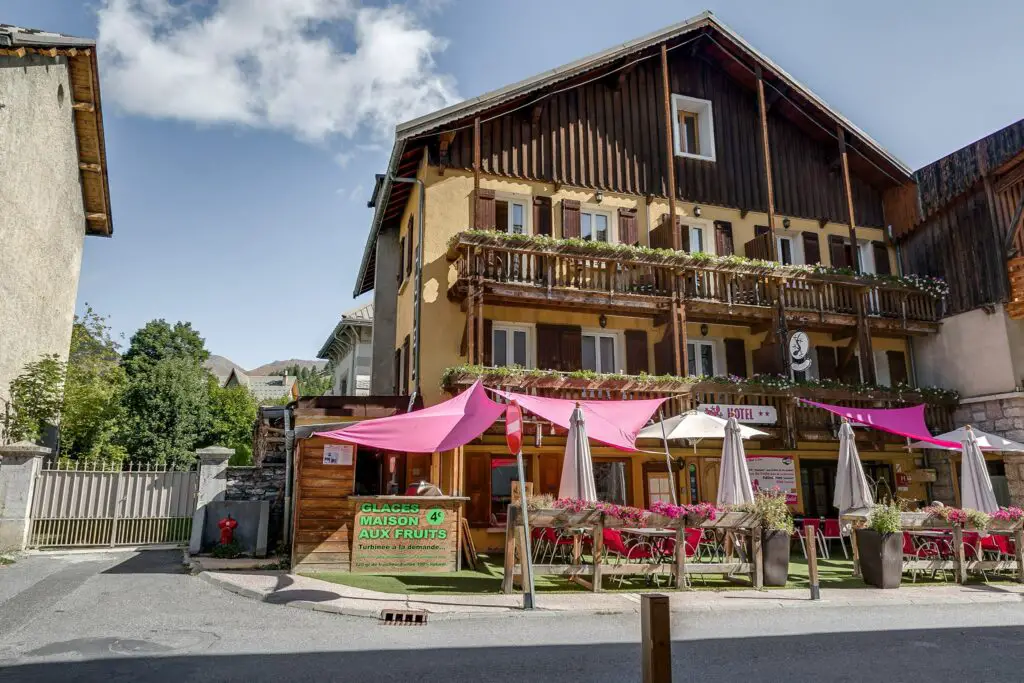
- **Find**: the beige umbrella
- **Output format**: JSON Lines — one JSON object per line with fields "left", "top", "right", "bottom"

{"left": 717, "top": 417, "right": 755, "bottom": 506}
{"left": 834, "top": 420, "right": 874, "bottom": 518}
{"left": 960, "top": 426, "right": 999, "bottom": 513}
{"left": 558, "top": 403, "right": 597, "bottom": 501}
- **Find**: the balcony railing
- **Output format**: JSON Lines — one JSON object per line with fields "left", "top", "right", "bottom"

{"left": 448, "top": 232, "right": 943, "bottom": 328}
{"left": 441, "top": 366, "right": 957, "bottom": 443}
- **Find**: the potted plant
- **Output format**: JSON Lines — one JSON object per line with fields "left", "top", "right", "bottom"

{"left": 856, "top": 501, "right": 903, "bottom": 589}
{"left": 737, "top": 489, "right": 794, "bottom": 587}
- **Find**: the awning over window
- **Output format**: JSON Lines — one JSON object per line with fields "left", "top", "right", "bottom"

{"left": 798, "top": 399, "right": 959, "bottom": 449}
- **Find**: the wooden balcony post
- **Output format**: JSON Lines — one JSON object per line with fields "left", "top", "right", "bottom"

{"left": 467, "top": 280, "right": 476, "bottom": 364}
{"left": 679, "top": 300, "right": 688, "bottom": 377}
{"left": 660, "top": 44, "right": 679, "bottom": 251}
{"left": 671, "top": 293, "right": 682, "bottom": 376}
{"left": 837, "top": 123, "right": 860, "bottom": 274}
{"left": 755, "top": 66, "right": 778, "bottom": 262}
{"left": 773, "top": 277, "right": 790, "bottom": 374}
{"left": 856, "top": 291, "right": 877, "bottom": 385}
{"left": 475, "top": 288, "right": 484, "bottom": 366}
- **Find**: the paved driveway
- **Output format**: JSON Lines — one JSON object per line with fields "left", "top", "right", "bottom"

{"left": 3, "top": 550, "right": 1024, "bottom": 682}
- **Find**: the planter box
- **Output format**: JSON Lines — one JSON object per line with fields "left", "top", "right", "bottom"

{"left": 985, "top": 519, "right": 1023, "bottom": 532}
{"left": 856, "top": 529, "right": 903, "bottom": 589}
{"left": 762, "top": 529, "right": 791, "bottom": 587}
{"left": 523, "top": 508, "right": 602, "bottom": 528}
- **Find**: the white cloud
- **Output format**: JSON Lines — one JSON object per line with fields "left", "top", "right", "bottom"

{"left": 97, "top": 0, "right": 459, "bottom": 142}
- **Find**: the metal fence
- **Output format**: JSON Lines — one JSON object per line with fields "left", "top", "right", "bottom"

{"left": 29, "top": 461, "right": 198, "bottom": 548}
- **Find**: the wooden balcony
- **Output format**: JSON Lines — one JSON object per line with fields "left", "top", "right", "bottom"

{"left": 447, "top": 232, "right": 943, "bottom": 336}
{"left": 442, "top": 366, "right": 957, "bottom": 448}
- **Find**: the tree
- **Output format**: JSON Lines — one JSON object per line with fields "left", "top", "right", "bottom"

{"left": 122, "top": 320, "right": 209, "bottom": 378}
{"left": 7, "top": 355, "right": 65, "bottom": 443}
{"left": 61, "top": 307, "right": 127, "bottom": 460}
{"left": 208, "top": 381, "right": 258, "bottom": 465}
{"left": 117, "top": 357, "right": 212, "bottom": 468}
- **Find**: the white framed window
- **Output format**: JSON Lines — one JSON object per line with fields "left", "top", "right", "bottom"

{"left": 671, "top": 94, "right": 716, "bottom": 161}
{"left": 492, "top": 324, "right": 533, "bottom": 368}
{"left": 580, "top": 207, "right": 613, "bottom": 243}
{"left": 687, "top": 340, "right": 717, "bottom": 377}
{"left": 686, "top": 221, "right": 715, "bottom": 255}
{"left": 495, "top": 194, "right": 530, "bottom": 235}
{"left": 582, "top": 330, "right": 622, "bottom": 373}
{"left": 857, "top": 241, "right": 876, "bottom": 274}
{"left": 646, "top": 471, "right": 673, "bottom": 506}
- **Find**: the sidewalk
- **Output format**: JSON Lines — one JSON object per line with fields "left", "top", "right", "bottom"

{"left": 198, "top": 566, "right": 1024, "bottom": 622}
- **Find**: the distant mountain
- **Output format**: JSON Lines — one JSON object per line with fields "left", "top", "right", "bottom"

{"left": 204, "top": 354, "right": 245, "bottom": 383}
{"left": 248, "top": 359, "right": 327, "bottom": 376}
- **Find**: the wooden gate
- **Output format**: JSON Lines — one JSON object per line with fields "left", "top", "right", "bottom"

{"left": 29, "top": 462, "right": 198, "bottom": 548}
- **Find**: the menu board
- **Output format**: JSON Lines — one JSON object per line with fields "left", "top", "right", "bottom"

{"left": 747, "top": 455, "right": 798, "bottom": 504}
{"left": 350, "top": 499, "right": 460, "bottom": 573}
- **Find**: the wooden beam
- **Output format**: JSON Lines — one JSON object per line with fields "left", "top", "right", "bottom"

{"left": 679, "top": 301, "right": 689, "bottom": 377}
{"left": 660, "top": 44, "right": 679, "bottom": 251}
{"left": 671, "top": 294, "right": 682, "bottom": 376}
{"left": 756, "top": 66, "right": 778, "bottom": 261}
{"left": 86, "top": 213, "right": 108, "bottom": 222}
{"left": 79, "top": 162, "right": 102, "bottom": 173}
{"left": 764, "top": 83, "right": 787, "bottom": 112}
{"left": 71, "top": 101, "right": 95, "bottom": 112}
{"left": 466, "top": 280, "right": 476, "bottom": 364}
{"left": 0, "top": 47, "right": 27, "bottom": 58}
{"left": 837, "top": 123, "right": 860, "bottom": 273}
{"left": 856, "top": 293, "right": 876, "bottom": 385}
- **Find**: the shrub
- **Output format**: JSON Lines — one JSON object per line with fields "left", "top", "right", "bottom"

{"left": 211, "top": 541, "right": 243, "bottom": 559}
{"left": 736, "top": 489, "right": 794, "bottom": 534}
{"left": 867, "top": 501, "right": 902, "bottom": 534}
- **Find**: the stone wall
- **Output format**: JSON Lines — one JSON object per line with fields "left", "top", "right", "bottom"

{"left": 953, "top": 395, "right": 1024, "bottom": 442}
{"left": 226, "top": 464, "right": 286, "bottom": 551}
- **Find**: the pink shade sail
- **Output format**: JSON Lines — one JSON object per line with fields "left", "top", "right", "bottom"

{"left": 492, "top": 390, "right": 667, "bottom": 451}
{"left": 315, "top": 381, "right": 506, "bottom": 453}
{"left": 798, "top": 399, "right": 960, "bottom": 449}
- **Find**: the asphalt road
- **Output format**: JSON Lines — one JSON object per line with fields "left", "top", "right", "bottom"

{"left": 2, "top": 550, "right": 1024, "bottom": 682}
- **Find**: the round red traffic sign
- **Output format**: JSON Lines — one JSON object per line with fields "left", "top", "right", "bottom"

{"left": 505, "top": 402, "right": 523, "bottom": 454}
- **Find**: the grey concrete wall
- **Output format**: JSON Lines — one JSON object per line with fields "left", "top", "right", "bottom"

{"left": 371, "top": 224, "right": 400, "bottom": 394}
{"left": 0, "top": 54, "right": 86, "bottom": 407}
{"left": 913, "top": 305, "right": 1021, "bottom": 398}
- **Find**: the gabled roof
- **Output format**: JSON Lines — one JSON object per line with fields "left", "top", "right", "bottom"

{"left": 0, "top": 25, "right": 112, "bottom": 237}
{"left": 353, "top": 10, "right": 912, "bottom": 297}
{"left": 317, "top": 301, "right": 374, "bottom": 360}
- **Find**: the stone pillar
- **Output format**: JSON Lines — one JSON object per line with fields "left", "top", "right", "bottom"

{"left": 189, "top": 446, "right": 233, "bottom": 553}
{"left": 1003, "top": 454, "right": 1024, "bottom": 508}
{"left": 0, "top": 442, "right": 50, "bottom": 551}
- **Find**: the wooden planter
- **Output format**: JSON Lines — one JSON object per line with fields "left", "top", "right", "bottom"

{"left": 985, "top": 519, "right": 1024, "bottom": 532}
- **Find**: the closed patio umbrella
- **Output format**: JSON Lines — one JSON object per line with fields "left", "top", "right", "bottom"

{"left": 559, "top": 403, "right": 598, "bottom": 501}
{"left": 717, "top": 417, "right": 755, "bottom": 506}
{"left": 834, "top": 420, "right": 874, "bottom": 519}
{"left": 960, "top": 426, "right": 999, "bottom": 513}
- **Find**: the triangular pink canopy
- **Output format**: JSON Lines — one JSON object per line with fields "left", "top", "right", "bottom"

{"left": 492, "top": 390, "right": 667, "bottom": 451}
{"left": 799, "top": 399, "right": 959, "bottom": 449}
{"left": 315, "top": 381, "right": 505, "bottom": 453}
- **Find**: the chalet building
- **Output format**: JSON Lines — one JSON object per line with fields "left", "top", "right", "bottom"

{"left": 317, "top": 302, "right": 374, "bottom": 396}
{"left": 894, "top": 118, "right": 1024, "bottom": 505}
{"left": 352, "top": 11, "right": 957, "bottom": 551}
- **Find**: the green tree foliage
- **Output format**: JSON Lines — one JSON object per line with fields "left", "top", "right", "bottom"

{"left": 118, "top": 357, "right": 213, "bottom": 469}
{"left": 122, "top": 319, "right": 209, "bottom": 378}
{"left": 7, "top": 355, "right": 65, "bottom": 442}
{"left": 208, "top": 381, "right": 259, "bottom": 465}
{"left": 274, "top": 363, "right": 332, "bottom": 396}
{"left": 61, "top": 307, "right": 127, "bottom": 460}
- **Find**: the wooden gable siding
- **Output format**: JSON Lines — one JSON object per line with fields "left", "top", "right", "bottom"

{"left": 446, "top": 52, "right": 884, "bottom": 227}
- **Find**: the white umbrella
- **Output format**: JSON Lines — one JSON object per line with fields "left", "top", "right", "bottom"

{"left": 834, "top": 420, "right": 874, "bottom": 518}
{"left": 717, "top": 417, "right": 755, "bottom": 506}
{"left": 558, "top": 403, "right": 597, "bottom": 501}
{"left": 638, "top": 411, "right": 768, "bottom": 443}
{"left": 960, "top": 426, "right": 999, "bottom": 513}
{"left": 909, "top": 427, "right": 1024, "bottom": 452}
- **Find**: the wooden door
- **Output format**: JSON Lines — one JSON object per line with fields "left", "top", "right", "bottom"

{"left": 700, "top": 458, "right": 721, "bottom": 505}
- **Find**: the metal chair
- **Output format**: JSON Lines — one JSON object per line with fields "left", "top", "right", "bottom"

{"left": 821, "top": 519, "right": 848, "bottom": 559}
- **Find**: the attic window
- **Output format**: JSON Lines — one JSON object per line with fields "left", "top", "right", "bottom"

{"left": 671, "top": 94, "right": 715, "bottom": 162}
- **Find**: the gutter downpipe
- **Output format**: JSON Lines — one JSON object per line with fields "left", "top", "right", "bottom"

{"left": 391, "top": 175, "right": 426, "bottom": 405}
{"left": 283, "top": 405, "right": 293, "bottom": 547}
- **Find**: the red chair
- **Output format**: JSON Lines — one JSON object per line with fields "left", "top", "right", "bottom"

{"left": 821, "top": 519, "right": 848, "bottom": 559}
{"left": 800, "top": 519, "right": 827, "bottom": 560}
{"left": 603, "top": 528, "right": 658, "bottom": 587}
{"left": 540, "top": 527, "right": 576, "bottom": 564}
{"left": 902, "top": 532, "right": 946, "bottom": 583}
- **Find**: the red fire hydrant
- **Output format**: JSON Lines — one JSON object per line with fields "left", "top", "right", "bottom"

{"left": 218, "top": 514, "right": 238, "bottom": 546}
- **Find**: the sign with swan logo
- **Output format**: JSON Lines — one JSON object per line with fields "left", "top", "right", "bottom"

{"left": 789, "top": 331, "right": 811, "bottom": 372}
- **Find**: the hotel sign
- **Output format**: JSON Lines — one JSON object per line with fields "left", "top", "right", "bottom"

{"left": 697, "top": 403, "right": 778, "bottom": 425}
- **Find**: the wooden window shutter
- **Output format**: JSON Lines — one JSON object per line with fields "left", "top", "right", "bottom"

{"left": 397, "top": 237, "right": 406, "bottom": 282}
{"left": 755, "top": 225, "right": 770, "bottom": 236}
{"left": 653, "top": 328, "right": 673, "bottom": 375}
{"left": 675, "top": 216, "right": 689, "bottom": 252}
{"left": 464, "top": 454, "right": 491, "bottom": 526}
{"left": 536, "top": 324, "right": 561, "bottom": 371}
{"left": 474, "top": 188, "right": 496, "bottom": 230}
{"left": 561, "top": 199, "right": 581, "bottom": 238}
{"left": 751, "top": 343, "right": 783, "bottom": 376}
{"left": 393, "top": 348, "right": 402, "bottom": 393}
{"left": 872, "top": 241, "right": 892, "bottom": 275}
{"left": 401, "top": 335, "right": 410, "bottom": 393}
{"left": 618, "top": 208, "right": 639, "bottom": 246}
{"left": 533, "top": 196, "right": 552, "bottom": 236}
{"left": 816, "top": 346, "right": 838, "bottom": 381}
{"left": 538, "top": 454, "right": 562, "bottom": 496}
{"left": 840, "top": 353, "right": 862, "bottom": 384}
{"left": 829, "top": 235, "right": 849, "bottom": 269}
{"left": 714, "top": 221, "right": 734, "bottom": 256}
{"left": 724, "top": 338, "right": 747, "bottom": 378}
{"left": 625, "top": 330, "right": 649, "bottom": 375}
{"left": 405, "top": 220, "right": 414, "bottom": 279}
{"left": 887, "top": 350, "right": 909, "bottom": 386}
{"left": 559, "top": 325, "right": 583, "bottom": 372}
{"left": 802, "top": 232, "right": 821, "bottom": 265}
{"left": 482, "top": 319, "right": 493, "bottom": 367}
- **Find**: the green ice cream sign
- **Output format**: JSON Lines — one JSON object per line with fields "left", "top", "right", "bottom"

{"left": 357, "top": 502, "right": 448, "bottom": 540}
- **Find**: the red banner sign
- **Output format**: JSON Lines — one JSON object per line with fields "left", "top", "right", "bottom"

{"left": 505, "top": 403, "right": 523, "bottom": 455}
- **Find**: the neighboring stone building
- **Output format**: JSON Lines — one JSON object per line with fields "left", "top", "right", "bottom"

{"left": 224, "top": 369, "right": 298, "bottom": 403}
{"left": 317, "top": 302, "right": 373, "bottom": 396}
{"left": 0, "top": 26, "right": 112, "bottom": 437}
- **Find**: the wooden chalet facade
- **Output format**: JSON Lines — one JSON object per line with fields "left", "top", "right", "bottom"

{"left": 349, "top": 12, "right": 958, "bottom": 552}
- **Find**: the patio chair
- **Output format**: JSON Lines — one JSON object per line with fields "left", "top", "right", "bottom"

{"left": 902, "top": 532, "right": 946, "bottom": 583}
{"left": 540, "top": 528, "right": 576, "bottom": 564}
{"left": 603, "top": 528, "right": 659, "bottom": 588}
{"left": 821, "top": 519, "right": 848, "bottom": 559}
{"left": 799, "top": 519, "right": 828, "bottom": 560}
{"left": 697, "top": 529, "right": 725, "bottom": 562}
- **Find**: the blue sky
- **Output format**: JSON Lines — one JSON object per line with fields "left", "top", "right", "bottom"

{"left": 6, "top": 1, "right": 1023, "bottom": 369}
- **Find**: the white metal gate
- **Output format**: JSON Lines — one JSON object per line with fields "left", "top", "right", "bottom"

{"left": 29, "top": 462, "right": 198, "bottom": 548}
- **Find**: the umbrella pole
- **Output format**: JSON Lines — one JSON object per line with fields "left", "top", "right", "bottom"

{"left": 658, "top": 409, "right": 678, "bottom": 504}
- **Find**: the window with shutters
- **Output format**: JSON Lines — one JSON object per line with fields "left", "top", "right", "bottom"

{"left": 582, "top": 330, "right": 622, "bottom": 373}
{"left": 580, "top": 207, "right": 613, "bottom": 243}
{"left": 492, "top": 323, "right": 533, "bottom": 368}
{"left": 671, "top": 94, "right": 716, "bottom": 161}
{"left": 398, "top": 236, "right": 406, "bottom": 283}
{"left": 684, "top": 219, "right": 714, "bottom": 255}
{"left": 494, "top": 193, "right": 530, "bottom": 235}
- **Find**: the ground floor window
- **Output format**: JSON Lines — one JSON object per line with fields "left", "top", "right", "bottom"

{"left": 644, "top": 469, "right": 674, "bottom": 507}
{"left": 593, "top": 461, "right": 629, "bottom": 505}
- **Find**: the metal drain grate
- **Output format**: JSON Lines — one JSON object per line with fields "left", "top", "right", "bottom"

{"left": 379, "top": 609, "right": 428, "bottom": 626}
